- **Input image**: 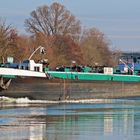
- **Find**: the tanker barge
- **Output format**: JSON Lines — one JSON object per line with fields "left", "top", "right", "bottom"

{"left": 0, "top": 59, "right": 140, "bottom": 100}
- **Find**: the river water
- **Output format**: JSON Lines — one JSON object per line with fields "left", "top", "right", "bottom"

{"left": 0, "top": 97, "right": 140, "bottom": 140}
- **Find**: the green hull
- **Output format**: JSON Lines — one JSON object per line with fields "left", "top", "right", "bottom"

{"left": 47, "top": 71, "right": 140, "bottom": 82}
{"left": 0, "top": 75, "right": 16, "bottom": 78}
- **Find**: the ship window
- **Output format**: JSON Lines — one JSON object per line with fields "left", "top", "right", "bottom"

{"left": 21, "top": 66, "right": 24, "bottom": 69}
{"left": 26, "top": 67, "right": 29, "bottom": 70}
{"left": 34, "top": 66, "right": 40, "bottom": 72}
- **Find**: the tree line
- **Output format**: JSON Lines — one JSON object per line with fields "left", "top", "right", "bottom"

{"left": 0, "top": 2, "right": 121, "bottom": 67}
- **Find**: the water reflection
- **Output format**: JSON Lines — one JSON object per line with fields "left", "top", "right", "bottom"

{"left": 46, "top": 105, "right": 135, "bottom": 140}
{"left": 0, "top": 100, "right": 140, "bottom": 140}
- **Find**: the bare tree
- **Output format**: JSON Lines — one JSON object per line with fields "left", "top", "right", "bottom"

{"left": 0, "top": 19, "right": 12, "bottom": 47}
{"left": 0, "top": 19, "right": 18, "bottom": 62}
{"left": 25, "top": 2, "right": 81, "bottom": 37}
{"left": 80, "top": 28, "right": 113, "bottom": 66}
{"left": 46, "top": 36, "right": 83, "bottom": 67}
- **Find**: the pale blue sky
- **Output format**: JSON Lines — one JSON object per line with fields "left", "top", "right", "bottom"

{"left": 1, "top": 0, "right": 140, "bottom": 52}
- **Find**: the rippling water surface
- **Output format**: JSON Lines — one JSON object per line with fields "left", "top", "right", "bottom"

{"left": 0, "top": 98, "right": 140, "bottom": 140}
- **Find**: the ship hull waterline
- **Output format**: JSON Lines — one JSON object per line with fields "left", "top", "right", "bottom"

{"left": 0, "top": 77, "right": 140, "bottom": 100}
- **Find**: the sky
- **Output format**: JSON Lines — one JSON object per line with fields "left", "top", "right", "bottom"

{"left": 1, "top": 0, "right": 140, "bottom": 52}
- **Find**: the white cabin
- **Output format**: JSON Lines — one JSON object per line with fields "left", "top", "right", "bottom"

{"left": 19, "top": 60, "right": 43, "bottom": 72}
